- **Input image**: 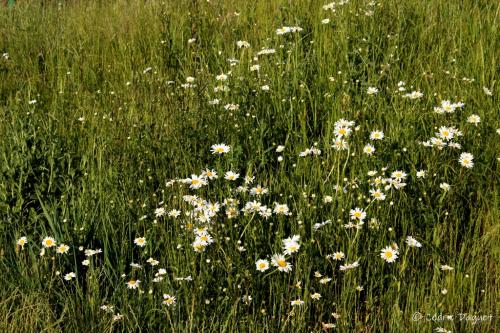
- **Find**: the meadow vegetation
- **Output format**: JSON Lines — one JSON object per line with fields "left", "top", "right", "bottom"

{"left": 0, "top": 0, "right": 498, "bottom": 332}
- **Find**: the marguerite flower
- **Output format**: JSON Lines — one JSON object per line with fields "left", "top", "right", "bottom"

{"left": 273, "top": 203, "right": 291, "bottom": 215}
{"left": 438, "top": 126, "right": 454, "bottom": 141}
{"left": 196, "top": 233, "right": 214, "bottom": 246}
{"left": 406, "top": 236, "right": 422, "bottom": 248}
{"left": 332, "top": 138, "right": 348, "bottom": 151}
{"left": 155, "top": 207, "right": 166, "bottom": 217}
{"left": 329, "top": 251, "right": 345, "bottom": 261}
{"left": 17, "top": 237, "right": 27, "bottom": 248}
{"left": 255, "top": 259, "right": 270, "bottom": 272}
{"left": 369, "top": 130, "right": 384, "bottom": 141}
{"left": 319, "top": 277, "right": 332, "bottom": 284}
{"left": 416, "top": 170, "right": 427, "bottom": 178}
{"left": 126, "top": 279, "right": 140, "bottom": 289}
{"left": 311, "top": 293, "right": 322, "bottom": 300}
{"left": 334, "top": 118, "right": 355, "bottom": 129}
{"left": 334, "top": 126, "right": 352, "bottom": 138}
{"left": 211, "top": 143, "right": 231, "bottom": 154}
{"left": 391, "top": 170, "right": 407, "bottom": 180}
{"left": 146, "top": 257, "right": 160, "bottom": 266}
{"left": 188, "top": 174, "right": 207, "bottom": 189}
{"left": 458, "top": 152, "right": 474, "bottom": 168}
{"left": 363, "top": 144, "right": 375, "bottom": 156}
{"left": 440, "top": 265, "right": 454, "bottom": 271}
{"left": 440, "top": 100, "right": 456, "bottom": 113}
{"left": 192, "top": 239, "right": 206, "bottom": 252}
{"left": 467, "top": 114, "right": 480, "bottom": 126}
{"left": 64, "top": 272, "right": 76, "bottom": 281}
{"left": 271, "top": 254, "right": 293, "bottom": 272}
{"left": 440, "top": 183, "right": 451, "bottom": 192}
{"left": 215, "top": 74, "right": 228, "bottom": 81}
{"left": 168, "top": 209, "right": 182, "bottom": 218}
{"left": 403, "top": 91, "right": 424, "bottom": 99}
{"left": 282, "top": 235, "right": 300, "bottom": 255}
{"left": 162, "top": 294, "right": 176, "bottom": 306}
{"left": 290, "top": 299, "right": 304, "bottom": 306}
{"left": 56, "top": 244, "right": 70, "bottom": 254}
{"left": 435, "top": 327, "right": 452, "bottom": 333}
{"left": 42, "top": 237, "right": 56, "bottom": 248}
{"left": 236, "top": 40, "right": 250, "bottom": 48}
{"left": 202, "top": 169, "right": 218, "bottom": 180}
{"left": 224, "top": 171, "right": 240, "bottom": 181}
{"left": 483, "top": 87, "right": 493, "bottom": 96}
{"left": 250, "top": 185, "right": 268, "bottom": 196}
{"left": 340, "top": 260, "right": 359, "bottom": 271}
{"left": 380, "top": 246, "right": 399, "bottom": 263}
{"left": 276, "top": 27, "right": 292, "bottom": 35}
{"left": 349, "top": 207, "right": 366, "bottom": 221}
{"left": 134, "top": 237, "right": 147, "bottom": 247}
{"left": 112, "top": 314, "right": 123, "bottom": 321}
{"left": 369, "top": 188, "right": 386, "bottom": 201}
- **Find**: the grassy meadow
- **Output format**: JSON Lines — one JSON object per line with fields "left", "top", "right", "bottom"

{"left": 0, "top": 0, "right": 498, "bottom": 332}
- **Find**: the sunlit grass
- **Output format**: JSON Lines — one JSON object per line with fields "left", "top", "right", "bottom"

{"left": 0, "top": 1, "right": 498, "bottom": 332}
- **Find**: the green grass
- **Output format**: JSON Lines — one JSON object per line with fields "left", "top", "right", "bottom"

{"left": 0, "top": 0, "right": 498, "bottom": 332}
